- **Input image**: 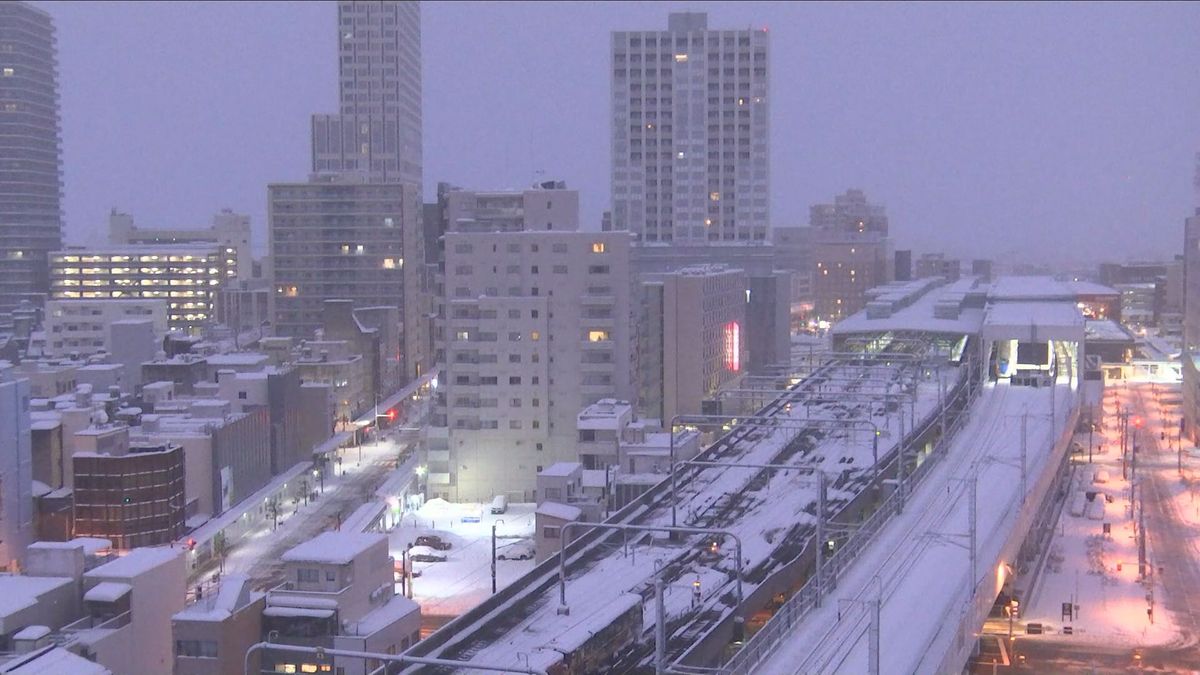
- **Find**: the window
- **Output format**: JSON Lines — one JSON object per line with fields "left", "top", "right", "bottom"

{"left": 1, "top": 68, "right": 12, "bottom": 77}
{"left": 297, "top": 568, "right": 320, "bottom": 583}
{"left": 533, "top": 420, "right": 541, "bottom": 429}
{"left": 509, "top": 376, "right": 521, "bottom": 385}
{"left": 508, "top": 354, "right": 521, "bottom": 363}
{"left": 543, "top": 526, "right": 561, "bottom": 539}
{"left": 510, "top": 397, "right": 522, "bottom": 406}
{"left": 588, "top": 330, "right": 610, "bottom": 342}
{"left": 532, "top": 398, "right": 541, "bottom": 407}
{"left": 326, "top": 570, "right": 336, "bottom": 581}
{"left": 238, "top": 391, "right": 247, "bottom": 400}
{"left": 591, "top": 242, "right": 607, "bottom": 253}
{"left": 175, "top": 640, "right": 218, "bottom": 658}
{"left": 588, "top": 265, "right": 610, "bottom": 274}
{"left": 530, "top": 331, "right": 541, "bottom": 341}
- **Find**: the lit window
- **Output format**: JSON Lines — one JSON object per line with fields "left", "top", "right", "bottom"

{"left": 1, "top": 68, "right": 12, "bottom": 77}
{"left": 530, "top": 331, "right": 540, "bottom": 341}
{"left": 383, "top": 217, "right": 394, "bottom": 227}
{"left": 674, "top": 53, "right": 688, "bottom": 62}
{"left": 591, "top": 242, "right": 606, "bottom": 254}
{"left": 709, "top": 192, "right": 720, "bottom": 201}
{"left": 588, "top": 330, "right": 610, "bottom": 342}
{"left": 383, "top": 258, "right": 396, "bottom": 269}
{"left": 456, "top": 331, "right": 469, "bottom": 341}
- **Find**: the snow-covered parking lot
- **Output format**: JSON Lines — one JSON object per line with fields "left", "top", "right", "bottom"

{"left": 390, "top": 499, "right": 537, "bottom": 617}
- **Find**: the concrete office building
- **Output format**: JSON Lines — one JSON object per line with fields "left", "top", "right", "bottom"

{"left": 811, "top": 189, "right": 893, "bottom": 322}
{"left": 171, "top": 574, "right": 265, "bottom": 675}
{"left": 611, "top": 12, "right": 769, "bottom": 243}
{"left": 41, "top": 299, "right": 167, "bottom": 358}
{"left": 771, "top": 225, "right": 814, "bottom": 323}
{"left": 915, "top": 252, "right": 962, "bottom": 281}
{"left": 47, "top": 245, "right": 226, "bottom": 333}
{"left": 641, "top": 265, "right": 747, "bottom": 422}
{"left": 0, "top": 2, "right": 62, "bottom": 314}
{"left": 429, "top": 230, "right": 637, "bottom": 502}
{"left": 0, "top": 363, "right": 34, "bottom": 570}
{"left": 311, "top": 0, "right": 422, "bottom": 187}
{"left": 108, "top": 208, "right": 252, "bottom": 281}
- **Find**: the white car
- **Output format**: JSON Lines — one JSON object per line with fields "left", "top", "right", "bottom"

{"left": 408, "top": 545, "right": 447, "bottom": 563}
{"left": 497, "top": 540, "right": 536, "bottom": 561}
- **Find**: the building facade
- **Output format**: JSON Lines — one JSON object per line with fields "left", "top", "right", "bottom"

{"left": 72, "top": 432, "right": 186, "bottom": 550}
{"left": 429, "top": 230, "right": 637, "bottom": 501}
{"left": 810, "top": 190, "right": 892, "bottom": 322}
{"left": 311, "top": 0, "right": 422, "bottom": 187}
{"left": 42, "top": 299, "right": 167, "bottom": 358}
{"left": 268, "top": 176, "right": 427, "bottom": 380}
{"left": 0, "top": 364, "right": 34, "bottom": 570}
{"left": 1182, "top": 211, "right": 1200, "bottom": 442}
{"left": 0, "top": 1, "right": 62, "bottom": 314}
{"left": 641, "top": 265, "right": 747, "bottom": 422}
{"left": 442, "top": 181, "right": 579, "bottom": 233}
{"left": 611, "top": 12, "right": 769, "bottom": 243}
{"left": 109, "top": 208, "right": 252, "bottom": 281}
{"left": 47, "top": 245, "right": 225, "bottom": 333}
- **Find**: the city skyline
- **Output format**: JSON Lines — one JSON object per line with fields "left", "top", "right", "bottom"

{"left": 43, "top": 1, "right": 1200, "bottom": 265}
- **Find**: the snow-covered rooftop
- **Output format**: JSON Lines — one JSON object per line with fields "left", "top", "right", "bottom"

{"left": 83, "top": 582, "right": 130, "bottom": 604}
{"left": 1086, "top": 319, "right": 1135, "bottom": 343}
{"left": 349, "top": 594, "right": 419, "bottom": 637}
{"left": 85, "top": 547, "right": 181, "bottom": 580}
{"left": 538, "top": 462, "right": 581, "bottom": 478}
{"left": 982, "top": 301, "right": 1085, "bottom": 342}
{"left": 833, "top": 277, "right": 985, "bottom": 336}
{"left": 0, "top": 646, "right": 111, "bottom": 674}
{"left": 175, "top": 575, "right": 258, "bottom": 622}
{"left": 280, "top": 532, "right": 385, "bottom": 565}
{"left": 535, "top": 502, "right": 583, "bottom": 522}
{"left": 0, "top": 576, "right": 73, "bottom": 618}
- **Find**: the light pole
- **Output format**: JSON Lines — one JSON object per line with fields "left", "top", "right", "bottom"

{"left": 491, "top": 519, "right": 505, "bottom": 594}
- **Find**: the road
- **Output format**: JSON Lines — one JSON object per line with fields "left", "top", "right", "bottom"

{"left": 971, "top": 382, "right": 1200, "bottom": 673}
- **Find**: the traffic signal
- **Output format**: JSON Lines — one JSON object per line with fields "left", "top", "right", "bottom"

{"left": 386, "top": 408, "right": 397, "bottom": 422}
{"left": 187, "top": 538, "right": 197, "bottom": 551}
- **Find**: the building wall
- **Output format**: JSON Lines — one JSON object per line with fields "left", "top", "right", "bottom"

{"left": 432, "top": 231, "right": 636, "bottom": 501}
{"left": 0, "top": 1, "right": 62, "bottom": 314}
{"left": 0, "top": 367, "right": 34, "bottom": 570}
{"left": 42, "top": 299, "right": 167, "bottom": 358}
{"left": 269, "top": 178, "right": 427, "bottom": 379}
{"left": 811, "top": 234, "right": 891, "bottom": 322}
{"left": 47, "top": 246, "right": 225, "bottom": 333}
{"left": 1182, "top": 211, "right": 1200, "bottom": 442}
{"left": 172, "top": 594, "right": 265, "bottom": 675}
{"left": 611, "top": 12, "right": 769, "bottom": 244}
{"left": 73, "top": 446, "right": 186, "bottom": 549}
{"left": 311, "top": 0, "right": 422, "bottom": 186}
{"left": 85, "top": 549, "right": 185, "bottom": 675}
{"left": 747, "top": 271, "right": 791, "bottom": 373}
{"left": 444, "top": 184, "right": 579, "bottom": 233}
{"left": 210, "top": 409, "right": 272, "bottom": 514}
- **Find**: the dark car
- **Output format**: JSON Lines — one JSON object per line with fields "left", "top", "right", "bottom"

{"left": 414, "top": 535, "right": 452, "bottom": 550}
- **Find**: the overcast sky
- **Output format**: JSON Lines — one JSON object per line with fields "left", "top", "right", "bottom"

{"left": 43, "top": 1, "right": 1200, "bottom": 266}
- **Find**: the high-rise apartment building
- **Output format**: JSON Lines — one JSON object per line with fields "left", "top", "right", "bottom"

{"left": 428, "top": 230, "right": 637, "bottom": 502}
{"left": 442, "top": 181, "right": 579, "bottom": 233}
{"left": 268, "top": 176, "right": 427, "bottom": 377}
{"left": 47, "top": 244, "right": 226, "bottom": 333}
{"left": 611, "top": 12, "right": 769, "bottom": 244}
{"left": 271, "top": 1, "right": 428, "bottom": 380}
{"left": 811, "top": 189, "right": 893, "bottom": 322}
{"left": 1181, "top": 210, "right": 1200, "bottom": 442}
{"left": 0, "top": 2, "right": 63, "bottom": 314}
{"left": 311, "top": 0, "right": 422, "bottom": 186}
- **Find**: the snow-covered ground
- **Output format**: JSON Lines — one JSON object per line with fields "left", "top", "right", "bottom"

{"left": 390, "top": 499, "right": 537, "bottom": 617}
{"left": 754, "top": 379, "right": 1079, "bottom": 673}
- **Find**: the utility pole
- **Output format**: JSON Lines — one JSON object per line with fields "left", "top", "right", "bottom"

{"left": 655, "top": 575, "right": 667, "bottom": 675}
{"left": 969, "top": 474, "right": 978, "bottom": 596}
{"left": 1020, "top": 413, "right": 1028, "bottom": 504}
{"left": 815, "top": 471, "right": 827, "bottom": 607}
{"left": 868, "top": 591, "right": 881, "bottom": 675}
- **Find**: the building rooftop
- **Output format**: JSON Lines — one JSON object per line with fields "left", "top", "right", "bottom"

{"left": 535, "top": 502, "right": 582, "bottom": 522}
{"left": 281, "top": 532, "right": 385, "bottom": 566}
{"left": 538, "top": 462, "right": 582, "bottom": 478}
{"left": 0, "top": 576, "right": 73, "bottom": 619}
{"left": 0, "top": 646, "right": 110, "bottom": 674}
{"left": 85, "top": 547, "right": 181, "bottom": 580}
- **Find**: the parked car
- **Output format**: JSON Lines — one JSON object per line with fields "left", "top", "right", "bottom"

{"left": 407, "top": 545, "right": 447, "bottom": 563}
{"left": 414, "top": 535, "right": 452, "bottom": 550}
{"left": 497, "top": 540, "right": 536, "bottom": 561}
{"left": 490, "top": 494, "right": 509, "bottom": 514}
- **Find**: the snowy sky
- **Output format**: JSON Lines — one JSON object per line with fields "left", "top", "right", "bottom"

{"left": 42, "top": 1, "right": 1200, "bottom": 265}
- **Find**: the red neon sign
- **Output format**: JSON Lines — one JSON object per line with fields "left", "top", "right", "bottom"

{"left": 723, "top": 321, "right": 741, "bottom": 373}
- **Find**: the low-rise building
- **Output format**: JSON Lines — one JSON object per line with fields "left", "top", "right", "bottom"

{"left": 262, "top": 532, "right": 420, "bottom": 675}
{"left": 41, "top": 299, "right": 167, "bottom": 358}
{"left": 171, "top": 574, "right": 265, "bottom": 675}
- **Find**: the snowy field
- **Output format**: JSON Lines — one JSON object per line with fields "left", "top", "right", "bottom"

{"left": 390, "top": 499, "right": 537, "bottom": 617}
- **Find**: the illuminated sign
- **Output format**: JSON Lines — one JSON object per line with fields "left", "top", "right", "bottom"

{"left": 724, "top": 321, "right": 741, "bottom": 372}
